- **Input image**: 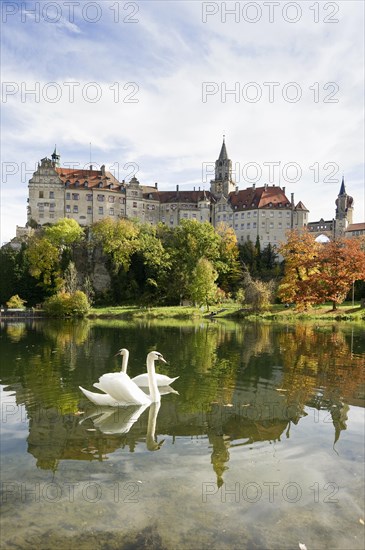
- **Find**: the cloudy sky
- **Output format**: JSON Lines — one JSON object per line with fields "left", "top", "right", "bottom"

{"left": 1, "top": 0, "right": 364, "bottom": 244}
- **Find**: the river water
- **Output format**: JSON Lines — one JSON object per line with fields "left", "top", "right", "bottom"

{"left": 0, "top": 319, "right": 364, "bottom": 549}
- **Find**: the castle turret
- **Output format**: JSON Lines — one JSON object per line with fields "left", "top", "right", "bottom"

{"left": 335, "top": 176, "right": 353, "bottom": 236}
{"left": 51, "top": 145, "right": 60, "bottom": 168}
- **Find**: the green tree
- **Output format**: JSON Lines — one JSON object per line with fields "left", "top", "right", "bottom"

{"left": 163, "top": 220, "right": 222, "bottom": 303}
{"left": 44, "top": 218, "right": 84, "bottom": 248}
{"left": 188, "top": 258, "right": 219, "bottom": 310}
{"left": 6, "top": 294, "right": 27, "bottom": 309}
{"left": 92, "top": 218, "right": 140, "bottom": 272}
{"left": 215, "top": 223, "right": 241, "bottom": 293}
{"left": 25, "top": 237, "right": 63, "bottom": 294}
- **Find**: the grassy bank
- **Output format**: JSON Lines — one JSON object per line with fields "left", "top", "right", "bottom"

{"left": 88, "top": 302, "right": 365, "bottom": 322}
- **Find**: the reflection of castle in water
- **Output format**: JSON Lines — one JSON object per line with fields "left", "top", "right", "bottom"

{"left": 24, "top": 383, "right": 352, "bottom": 484}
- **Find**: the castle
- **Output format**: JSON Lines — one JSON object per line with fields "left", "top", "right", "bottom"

{"left": 23, "top": 139, "right": 361, "bottom": 245}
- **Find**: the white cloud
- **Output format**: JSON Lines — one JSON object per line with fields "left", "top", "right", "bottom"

{"left": 1, "top": 0, "right": 364, "bottom": 244}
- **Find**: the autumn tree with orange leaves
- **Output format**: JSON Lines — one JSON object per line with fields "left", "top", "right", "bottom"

{"left": 278, "top": 230, "right": 365, "bottom": 310}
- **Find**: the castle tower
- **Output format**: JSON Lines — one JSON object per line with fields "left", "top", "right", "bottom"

{"left": 335, "top": 176, "right": 353, "bottom": 236}
{"left": 51, "top": 145, "right": 60, "bottom": 168}
{"left": 210, "top": 137, "right": 235, "bottom": 197}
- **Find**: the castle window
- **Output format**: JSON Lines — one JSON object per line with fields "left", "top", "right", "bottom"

{"left": 219, "top": 173, "right": 222, "bottom": 179}
{"left": 39, "top": 204, "right": 44, "bottom": 212}
{"left": 262, "top": 211, "right": 266, "bottom": 216}
{"left": 66, "top": 192, "right": 70, "bottom": 200}
{"left": 66, "top": 205, "right": 71, "bottom": 213}
{"left": 49, "top": 214, "right": 54, "bottom": 219}
{"left": 241, "top": 212, "right": 244, "bottom": 218}
{"left": 73, "top": 205, "right": 78, "bottom": 213}
{"left": 278, "top": 222, "right": 282, "bottom": 229}
{"left": 247, "top": 222, "right": 250, "bottom": 229}
{"left": 86, "top": 194, "right": 92, "bottom": 201}
{"left": 39, "top": 191, "right": 44, "bottom": 198}
{"left": 133, "top": 202, "right": 137, "bottom": 208}
{"left": 108, "top": 196, "right": 115, "bottom": 203}
{"left": 72, "top": 193, "right": 79, "bottom": 200}
{"left": 49, "top": 191, "right": 54, "bottom": 199}
{"left": 109, "top": 208, "right": 114, "bottom": 216}
{"left": 270, "top": 212, "right": 274, "bottom": 218}
{"left": 87, "top": 206, "right": 92, "bottom": 214}
{"left": 253, "top": 222, "right": 256, "bottom": 228}
{"left": 97, "top": 194, "right": 105, "bottom": 202}
{"left": 98, "top": 207, "right": 103, "bottom": 215}
{"left": 241, "top": 223, "right": 244, "bottom": 229}
{"left": 50, "top": 203, "right": 55, "bottom": 212}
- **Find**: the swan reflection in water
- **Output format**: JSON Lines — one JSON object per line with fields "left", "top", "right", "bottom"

{"left": 81, "top": 386, "right": 177, "bottom": 450}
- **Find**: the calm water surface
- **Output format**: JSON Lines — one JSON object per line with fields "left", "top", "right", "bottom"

{"left": 0, "top": 319, "right": 364, "bottom": 550}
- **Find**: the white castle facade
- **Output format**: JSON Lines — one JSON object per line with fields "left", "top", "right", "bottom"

{"left": 25, "top": 139, "right": 315, "bottom": 248}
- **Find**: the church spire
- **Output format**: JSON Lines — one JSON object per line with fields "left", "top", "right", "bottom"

{"left": 210, "top": 137, "right": 235, "bottom": 197}
{"left": 339, "top": 175, "right": 346, "bottom": 196}
{"left": 218, "top": 135, "right": 228, "bottom": 161}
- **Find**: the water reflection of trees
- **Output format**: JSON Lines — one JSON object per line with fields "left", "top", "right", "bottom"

{"left": 0, "top": 320, "right": 363, "bottom": 483}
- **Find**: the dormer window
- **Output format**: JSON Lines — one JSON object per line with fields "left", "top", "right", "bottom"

{"left": 109, "top": 184, "right": 113, "bottom": 189}
{"left": 84, "top": 181, "right": 88, "bottom": 187}
{"left": 65, "top": 180, "right": 70, "bottom": 187}
{"left": 98, "top": 181, "right": 103, "bottom": 188}
{"left": 269, "top": 202, "right": 272, "bottom": 207}
{"left": 75, "top": 180, "right": 80, "bottom": 187}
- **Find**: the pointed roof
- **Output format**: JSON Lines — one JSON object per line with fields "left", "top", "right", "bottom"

{"left": 339, "top": 175, "right": 346, "bottom": 195}
{"left": 218, "top": 137, "right": 228, "bottom": 161}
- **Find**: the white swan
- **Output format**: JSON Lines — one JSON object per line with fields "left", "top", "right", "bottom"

{"left": 79, "top": 351, "right": 167, "bottom": 406}
{"left": 113, "top": 348, "right": 179, "bottom": 387}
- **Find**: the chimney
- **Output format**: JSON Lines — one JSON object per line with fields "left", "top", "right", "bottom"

{"left": 291, "top": 192, "right": 294, "bottom": 206}
{"left": 252, "top": 183, "right": 255, "bottom": 190}
{"left": 176, "top": 184, "right": 179, "bottom": 192}
{"left": 264, "top": 184, "right": 268, "bottom": 191}
{"left": 235, "top": 186, "right": 239, "bottom": 194}
{"left": 282, "top": 186, "right": 286, "bottom": 195}
{"left": 101, "top": 164, "right": 105, "bottom": 176}
{"left": 155, "top": 182, "right": 158, "bottom": 189}
{"left": 90, "top": 165, "right": 93, "bottom": 171}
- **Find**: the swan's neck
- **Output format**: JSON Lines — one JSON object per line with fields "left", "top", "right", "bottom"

{"left": 146, "top": 402, "right": 161, "bottom": 451}
{"left": 121, "top": 351, "right": 129, "bottom": 374}
{"left": 146, "top": 356, "right": 161, "bottom": 403}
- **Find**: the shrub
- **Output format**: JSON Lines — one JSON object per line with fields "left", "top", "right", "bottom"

{"left": 6, "top": 295, "right": 27, "bottom": 309}
{"left": 44, "top": 291, "right": 90, "bottom": 317}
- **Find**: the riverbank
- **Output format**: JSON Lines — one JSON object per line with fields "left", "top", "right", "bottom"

{"left": 87, "top": 302, "right": 365, "bottom": 322}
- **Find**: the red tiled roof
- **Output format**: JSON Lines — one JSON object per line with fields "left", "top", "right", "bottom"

{"left": 346, "top": 223, "right": 365, "bottom": 232}
{"left": 55, "top": 167, "right": 122, "bottom": 190}
{"left": 228, "top": 186, "right": 291, "bottom": 211}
